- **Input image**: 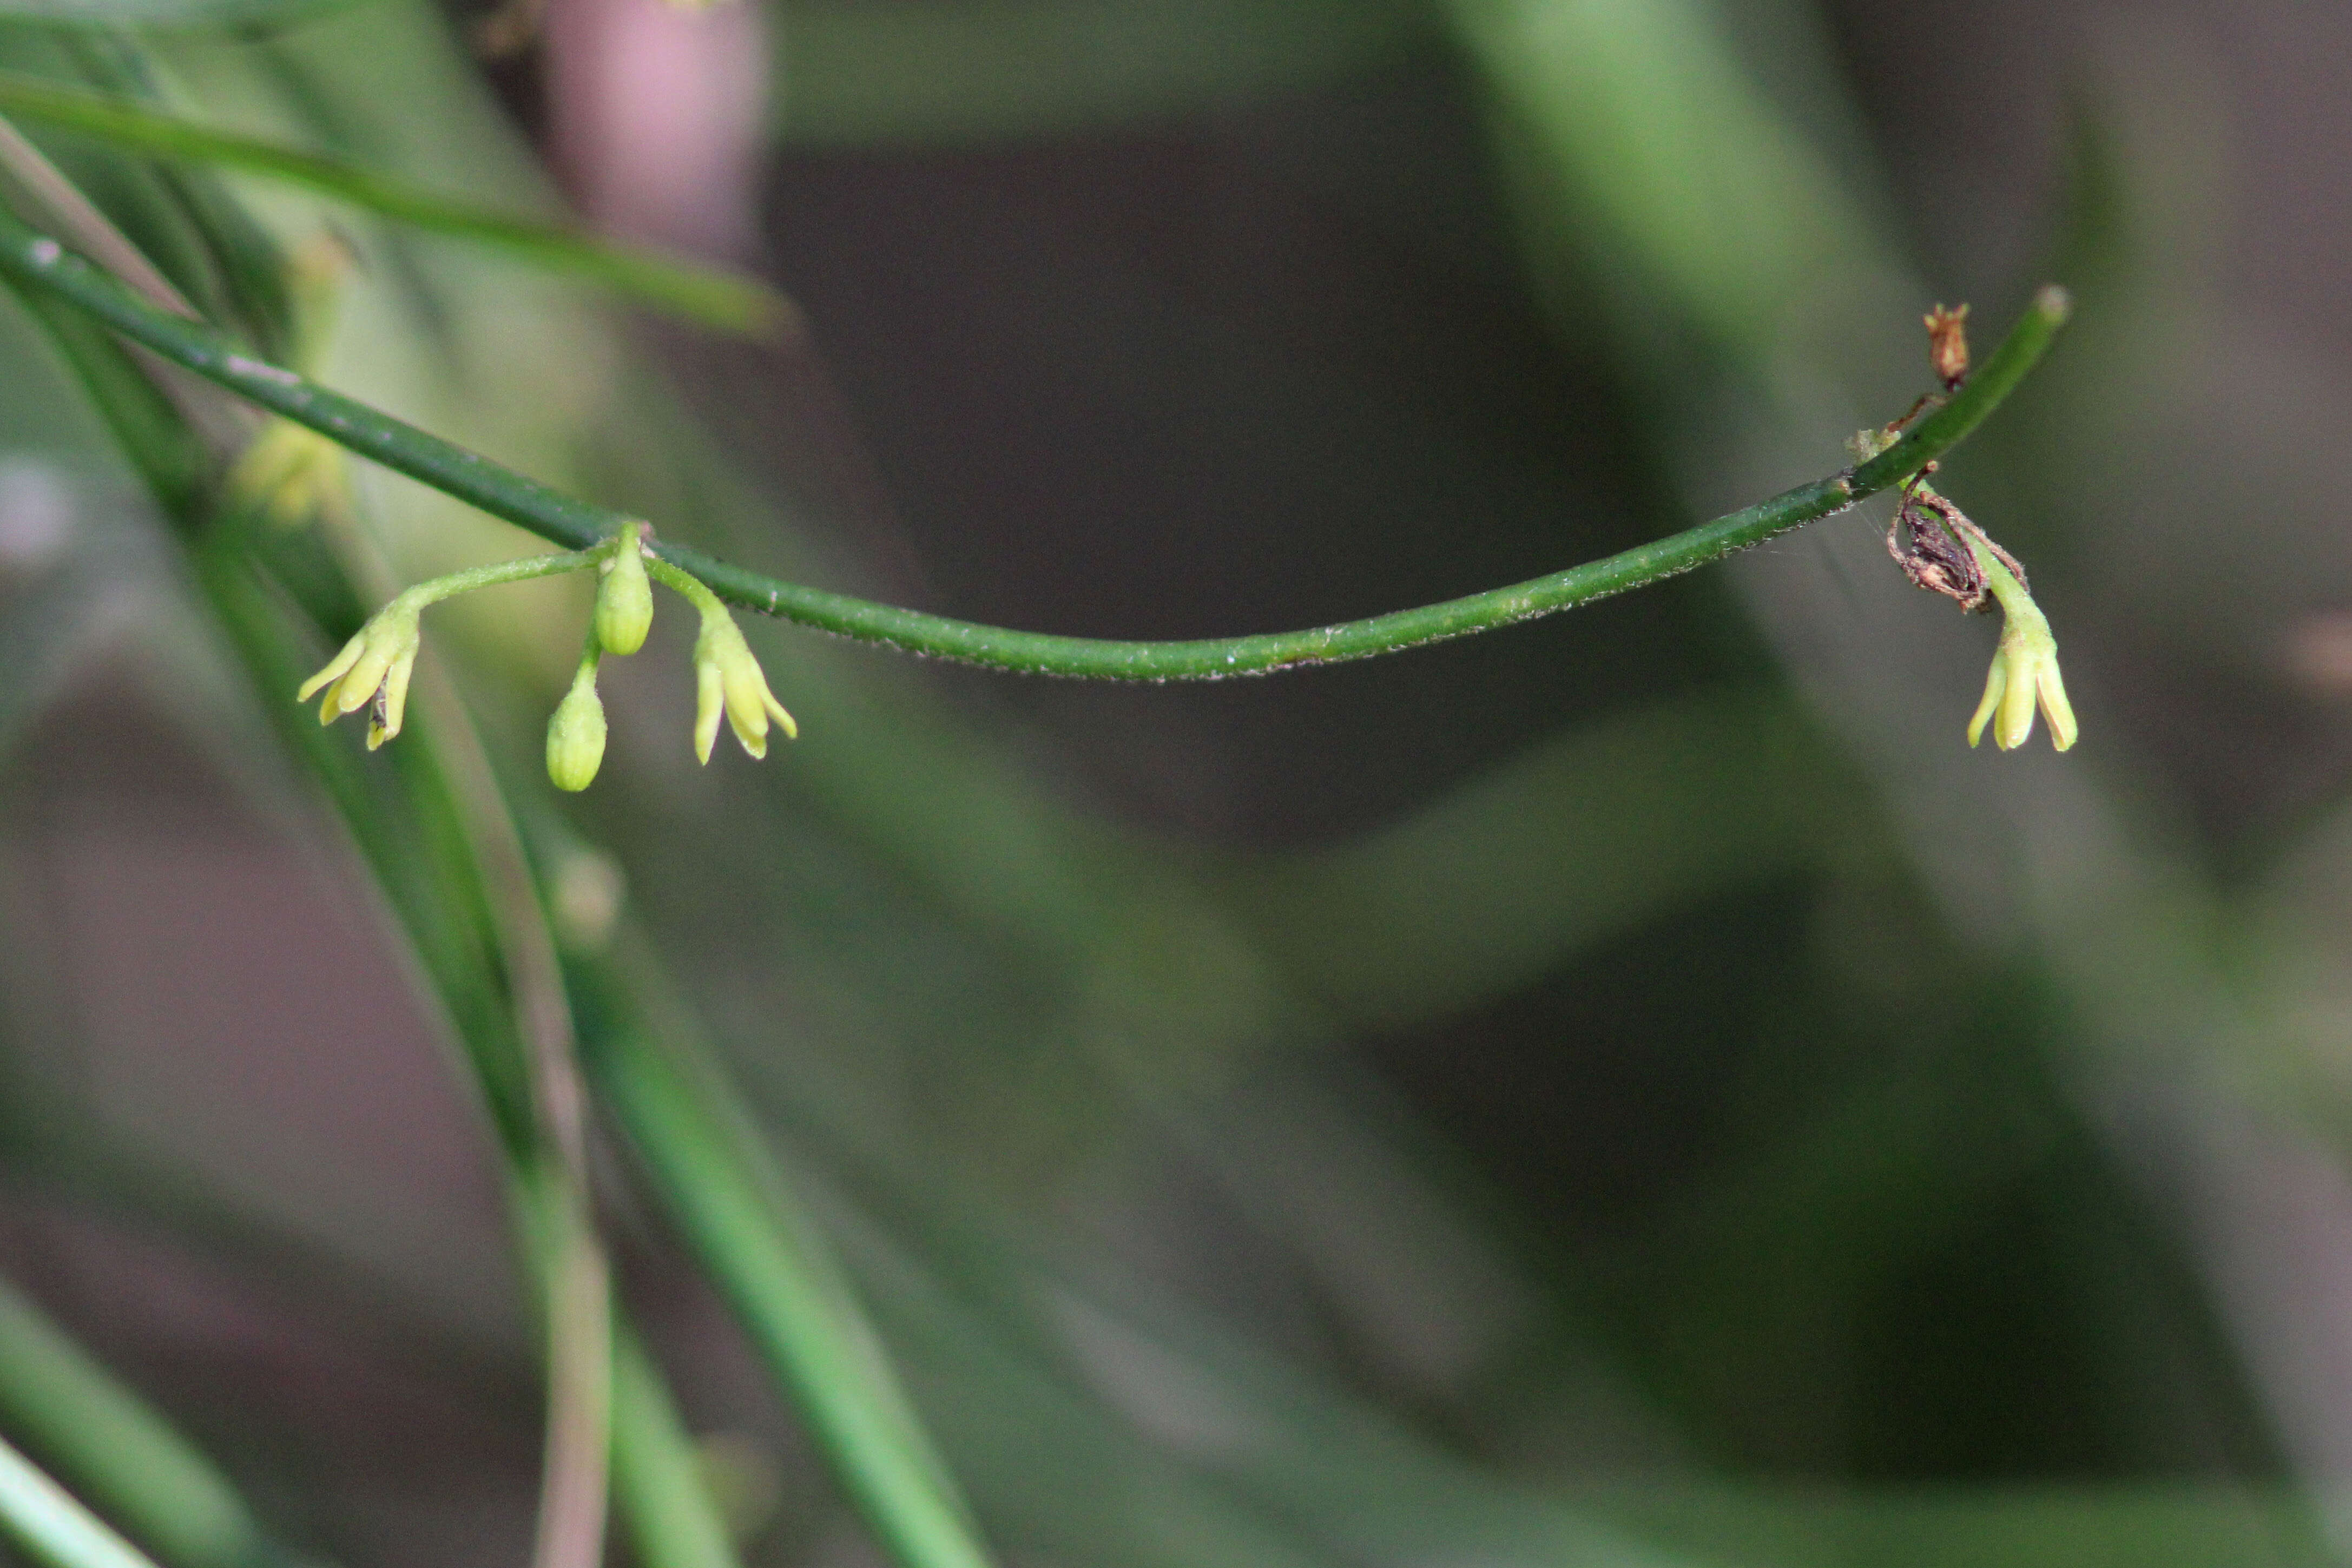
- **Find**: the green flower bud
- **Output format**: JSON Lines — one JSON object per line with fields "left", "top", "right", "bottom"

{"left": 595, "top": 523, "right": 654, "bottom": 656}
{"left": 546, "top": 663, "right": 609, "bottom": 792}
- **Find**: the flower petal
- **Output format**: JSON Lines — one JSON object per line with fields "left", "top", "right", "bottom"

{"left": 2037, "top": 661, "right": 2078, "bottom": 752}
{"left": 723, "top": 660, "right": 774, "bottom": 757}
{"left": 297, "top": 630, "right": 366, "bottom": 703}
{"left": 693, "top": 657, "right": 723, "bottom": 765}
{"left": 1967, "top": 650, "right": 2007, "bottom": 749}
{"left": 1995, "top": 643, "right": 2038, "bottom": 750}
{"left": 377, "top": 647, "right": 418, "bottom": 742}
{"left": 762, "top": 688, "right": 798, "bottom": 741}
{"left": 334, "top": 644, "right": 393, "bottom": 716}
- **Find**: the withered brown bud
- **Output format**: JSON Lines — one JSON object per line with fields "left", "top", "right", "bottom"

{"left": 1888, "top": 498, "right": 1987, "bottom": 612}
{"left": 1925, "top": 303, "right": 1970, "bottom": 390}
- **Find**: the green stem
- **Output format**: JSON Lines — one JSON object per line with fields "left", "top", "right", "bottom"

{"left": 643, "top": 554, "right": 727, "bottom": 620}
{"left": 0, "top": 1433, "right": 164, "bottom": 1568}
{"left": 0, "top": 203, "right": 2070, "bottom": 679}
{"left": 398, "top": 546, "right": 601, "bottom": 611}
{"left": 571, "top": 621, "right": 605, "bottom": 682}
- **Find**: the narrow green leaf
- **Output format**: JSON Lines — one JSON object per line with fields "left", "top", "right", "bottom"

{"left": 0, "top": 1432, "right": 166, "bottom": 1568}
{"left": 0, "top": 0, "right": 357, "bottom": 33}
{"left": 774, "top": 0, "right": 1429, "bottom": 145}
{"left": 4, "top": 93, "right": 752, "bottom": 1568}
{"left": 44, "top": 35, "right": 296, "bottom": 354}
{"left": 0, "top": 71, "right": 794, "bottom": 337}
{"left": 1579, "top": 1483, "right": 2338, "bottom": 1568}
{"left": 611, "top": 1330, "right": 746, "bottom": 1568}
{"left": 0, "top": 278, "right": 209, "bottom": 507}
{"left": 1215, "top": 687, "right": 1860, "bottom": 1030}
{"left": 0, "top": 1278, "right": 297, "bottom": 1568}
{"left": 574, "top": 951, "right": 999, "bottom": 1568}
{"left": 1440, "top": 0, "right": 1875, "bottom": 359}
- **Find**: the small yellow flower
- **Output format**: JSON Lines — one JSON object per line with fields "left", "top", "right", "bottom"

{"left": 1966, "top": 551, "right": 2077, "bottom": 753}
{"left": 546, "top": 663, "right": 608, "bottom": 792}
{"left": 297, "top": 598, "right": 422, "bottom": 749}
{"left": 691, "top": 612, "right": 796, "bottom": 762}
{"left": 595, "top": 524, "right": 654, "bottom": 656}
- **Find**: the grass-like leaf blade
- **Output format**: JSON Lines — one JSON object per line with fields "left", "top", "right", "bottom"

{"left": 0, "top": 70, "right": 795, "bottom": 337}
{"left": 0, "top": 0, "right": 358, "bottom": 31}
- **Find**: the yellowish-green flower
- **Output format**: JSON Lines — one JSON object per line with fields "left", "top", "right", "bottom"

{"left": 230, "top": 233, "right": 360, "bottom": 528}
{"left": 691, "top": 611, "right": 796, "bottom": 762}
{"left": 1966, "top": 544, "right": 2078, "bottom": 753}
{"left": 228, "top": 418, "right": 354, "bottom": 529}
{"left": 297, "top": 597, "right": 422, "bottom": 749}
{"left": 595, "top": 523, "right": 654, "bottom": 656}
{"left": 636, "top": 551, "right": 801, "bottom": 763}
{"left": 546, "top": 658, "right": 608, "bottom": 792}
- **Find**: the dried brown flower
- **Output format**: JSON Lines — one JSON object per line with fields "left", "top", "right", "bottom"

{"left": 1925, "top": 302, "right": 1970, "bottom": 391}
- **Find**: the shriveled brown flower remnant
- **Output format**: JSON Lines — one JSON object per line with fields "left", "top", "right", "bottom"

{"left": 1925, "top": 302, "right": 1971, "bottom": 391}
{"left": 1886, "top": 476, "right": 1987, "bottom": 610}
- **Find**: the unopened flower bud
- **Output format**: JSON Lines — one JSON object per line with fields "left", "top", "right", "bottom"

{"left": 595, "top": 524, "right": 653, "bottom": 655}
{"left": 546, "top": 665, "right": 608, "bottom": 791}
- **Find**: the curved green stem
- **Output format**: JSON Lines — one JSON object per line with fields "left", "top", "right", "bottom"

{"left": 643, "top": 554, "right": 728, "bottom": 620}
{"left": 0, "top": 203, "right": 2070, "bottom": 680}
{"left": 398, "top": 546, "right": 601, "bottom": 609}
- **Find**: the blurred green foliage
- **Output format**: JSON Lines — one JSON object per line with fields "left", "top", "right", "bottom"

{"left": 0, "top": 2, "right": 2344, "bottom": 1568}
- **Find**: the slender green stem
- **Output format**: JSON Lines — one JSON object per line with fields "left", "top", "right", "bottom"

{"left": 0, "top": 1433, "right": 164, "bottom": 1568}
{"left": 0, "top": 203, "right": 2070, "bottom": 680}
{"left": 517, "top": 1163, "right": 615, "bottom": 1568}
{"left": 400, "top": 546, "right": 601, "bottom": 610}
{"left": 643, "top": 554, "right": 727, "bottom": 620}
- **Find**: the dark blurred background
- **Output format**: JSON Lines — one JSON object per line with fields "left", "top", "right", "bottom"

{"left": 5, "top": 1, "right": 2352, "bottom": 1564}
